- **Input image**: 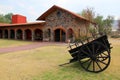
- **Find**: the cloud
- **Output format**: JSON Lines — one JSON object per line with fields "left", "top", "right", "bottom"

{"left": 0, "top": 5, "right": 13, "bottom": 14}
{"left": 1, "top": 0, "right": 120, "bottom": 22}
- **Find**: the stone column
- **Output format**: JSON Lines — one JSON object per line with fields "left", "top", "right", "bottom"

{"left": 15, "top": 30, "right": 17, "bottom": 40}
{"left": 42, "top": 29, "right": 45, "bottom": 41}
{"left": 2, "top": 30, "right": 5, "bottom": 39}
{"left": 50, "top": 29, "right": 54, "bottom": 42}
{"left": 32, "top": 30, "right": 35, "bottom": 41}
{"left": 23, "top": 30, "right": 25, "bottom": 40}
{"left": 8, "top": 30, "right": 10, "bottom": 39}
{"left": 66, "top": 30, "right": 68, "bottom": 43}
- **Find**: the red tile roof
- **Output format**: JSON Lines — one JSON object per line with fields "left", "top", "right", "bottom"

{"left": 37, "top": 5, "right": 95, "bottom": 24}
{"left": 0, "top": 22, "right": 45, "bottom": 27}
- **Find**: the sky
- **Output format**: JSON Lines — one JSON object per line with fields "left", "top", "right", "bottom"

{"left": 0, "top": 0, "right": 120, "bottom": 22}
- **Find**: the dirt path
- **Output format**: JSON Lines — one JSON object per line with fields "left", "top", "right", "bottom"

{"left": 0, "top": 42, "right": 67, "bottom": 53}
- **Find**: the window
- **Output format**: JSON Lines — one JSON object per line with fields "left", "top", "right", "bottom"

{"left": 57, "top": 11, "right": 61, "bottom": 17}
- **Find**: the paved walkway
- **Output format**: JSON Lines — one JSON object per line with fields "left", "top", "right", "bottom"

{"left": 0, "top": 42, "right": 67, "bottom": 53}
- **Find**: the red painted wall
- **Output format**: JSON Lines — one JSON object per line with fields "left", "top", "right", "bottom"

{"left": 12, "top": 14, "right": 27, "bottom": 24}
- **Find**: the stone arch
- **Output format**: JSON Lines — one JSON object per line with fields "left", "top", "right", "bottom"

{"left": 16, "top": 29, "right": 23, "bottom": 40}
{"left": 10, "top": 29, "right": 15, "bottom": 39}
{"left": 54, "top": 28, "right": 66, "bottom": 42}
{"left": 34, "top": 29, "right": 43, "bottom": 41}
{"left": 0, "top": 29, "right": 3, "bottom": 38}
{"left": 67, "top": 28, "right": 75, "bottom": 42}
{"left": 4, "top": 29, "right": 8, "bottom": 38}
{"left": 25, "top": 29, "right": 32, "bottom": 40}
{"left": 67, "top": 28, "right": 74, "bottom": 38}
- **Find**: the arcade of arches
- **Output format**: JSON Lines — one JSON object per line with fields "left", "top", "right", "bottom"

{"left": 0, "top": 26, "right": 76, "bottom": 42}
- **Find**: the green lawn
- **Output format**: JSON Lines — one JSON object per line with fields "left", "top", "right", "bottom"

{"left": 0, "top": 39, "right": 33, "bottom": 48}
{"left": 0, "top": 38, "right": 120, "bottom": 80}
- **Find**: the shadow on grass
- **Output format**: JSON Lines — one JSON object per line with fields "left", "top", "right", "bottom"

{"left": 59, "top": 61, "right": 87, "bottom": 73}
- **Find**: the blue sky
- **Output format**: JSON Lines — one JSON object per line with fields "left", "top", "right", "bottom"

{"left": 0, "top": 0, "right": 120, "bottom": 22}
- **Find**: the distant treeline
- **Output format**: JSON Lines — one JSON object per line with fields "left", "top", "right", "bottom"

{"left": 0, "top": 13, "right": 13, "bottom": 24}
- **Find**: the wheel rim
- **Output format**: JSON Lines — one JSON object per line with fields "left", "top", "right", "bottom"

{"left": 78, "top": 41, "right": 111, "bottom": 73}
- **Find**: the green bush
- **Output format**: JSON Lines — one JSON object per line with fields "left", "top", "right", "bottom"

{"left": 75, "top": 36, "right": 88, "bottom": 42}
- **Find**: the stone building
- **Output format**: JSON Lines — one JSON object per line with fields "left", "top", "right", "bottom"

{"left": 0, "top": 5, "right": 95, "bottom": 42}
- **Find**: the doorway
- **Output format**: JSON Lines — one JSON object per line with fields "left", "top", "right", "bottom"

{"left": 54, "top": 29, "right": 66, "bottom": 42}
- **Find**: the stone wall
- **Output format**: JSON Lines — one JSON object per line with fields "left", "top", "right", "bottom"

{"left": 45, "top": 9, "right": 90, "bottom": 41}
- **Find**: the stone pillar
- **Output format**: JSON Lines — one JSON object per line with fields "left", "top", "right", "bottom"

{"left": 8, "top": 30, "right": 10, "bottom": 39}
{"left": 2, "top": 30, "right": 5, "bottom": 39}
{"left": 15, "top": 30, "right": 17, "bottom": 40}
{"left": 50, "top": 29, "right": 54, "bottom": 42}
{"left": 32, "top": 30, "right": 35, "bottom": 41}
{"left": 42, "top": 29, "right": 45, "bottom": 41}
{"left": 23, "top": 30, "right": 25, "bottom": 40}
{"left": 66, "top": 30, "right": 68, "bottom": 43}
{"left": 2, "top": 30, "right": 4, "bottom": 39}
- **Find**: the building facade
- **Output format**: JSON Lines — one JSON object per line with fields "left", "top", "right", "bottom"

{"left": 0, "top": 5, "right": 95, "bottom": 42}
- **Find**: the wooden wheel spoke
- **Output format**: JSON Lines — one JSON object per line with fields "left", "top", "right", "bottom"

{"left": 100, "top": 54, "right": 103, "bottom": 57}
{"left": 81, "top": 59, "right": 90, "bottom": 64}
{"left": 79, "top": 41, "right": 111, "bottom": 73}
{"left": 87, "top": 60, "right": 92, "bottom": 70}
{"left": 97, "top": 59, "right": 107, "bottom": 65}
{"left": 102, "top": 52, "right": 108, "bottom": 56}
{"left": 97, "top": 56, "right": 108, "bottom": 58}
{"left": 86, "top": 46, "right": 92, "bottom": 54}
{"left": 95, "top": 61, "right": 102, "bottom": 70}
{"left": 81, "top": 49, "right": 90, "bottom": 56}
{"left": 93, "top": 61, "right": 95, "bottom": 71}
{"left": 97, "top": 54, "right": 103, "bottom": 59}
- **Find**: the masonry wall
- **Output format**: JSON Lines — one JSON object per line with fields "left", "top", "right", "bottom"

{"left": 45, "top": 9, "right": 90, "bottom": 42}
{"left": 0, "top": 9, "right": 93, "bottom": 42}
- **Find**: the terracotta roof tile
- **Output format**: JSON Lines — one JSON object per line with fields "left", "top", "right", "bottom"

{"left": 0, "top": 22, "right": 45, "bottom": 27}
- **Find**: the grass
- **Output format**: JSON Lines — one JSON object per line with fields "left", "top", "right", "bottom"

{"left": 0, "top": 39, "right": 33, "bottom": 48}
{"left": 0, "top": 38, "right": 119, "bottom": 80}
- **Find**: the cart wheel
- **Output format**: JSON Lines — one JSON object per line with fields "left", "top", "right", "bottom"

{"left": 78, "top": 41, "right": 111, "bottom": 73}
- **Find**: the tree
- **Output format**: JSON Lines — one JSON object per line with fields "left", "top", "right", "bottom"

{"left": 5, "top": 13, "right": 13, "bottom": 23}
{"left": 79, "top": 7, "right": 96, "bottom": 36}
{"left": 79, "top": 7, "right": 114, "bottom": 35}
{"left": 103, "top": 16, "right": 114, "bottom": 34}
{"left": 0, "top": 14, "right": 6, "bottom": 23}
{"left": 81, "top": 7, "right": 95, "bottom": 22}
{"left": 0, "top": 13, "right": 13, "bottom": 23}
{"left": 118, "top": 19, "right": 120, "bottom": 31}
{"left": 94, "top": 15, "right": 104, "bottom": 34}
{"left": 94, "top": 15, "right": 114, "bottom": 35}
